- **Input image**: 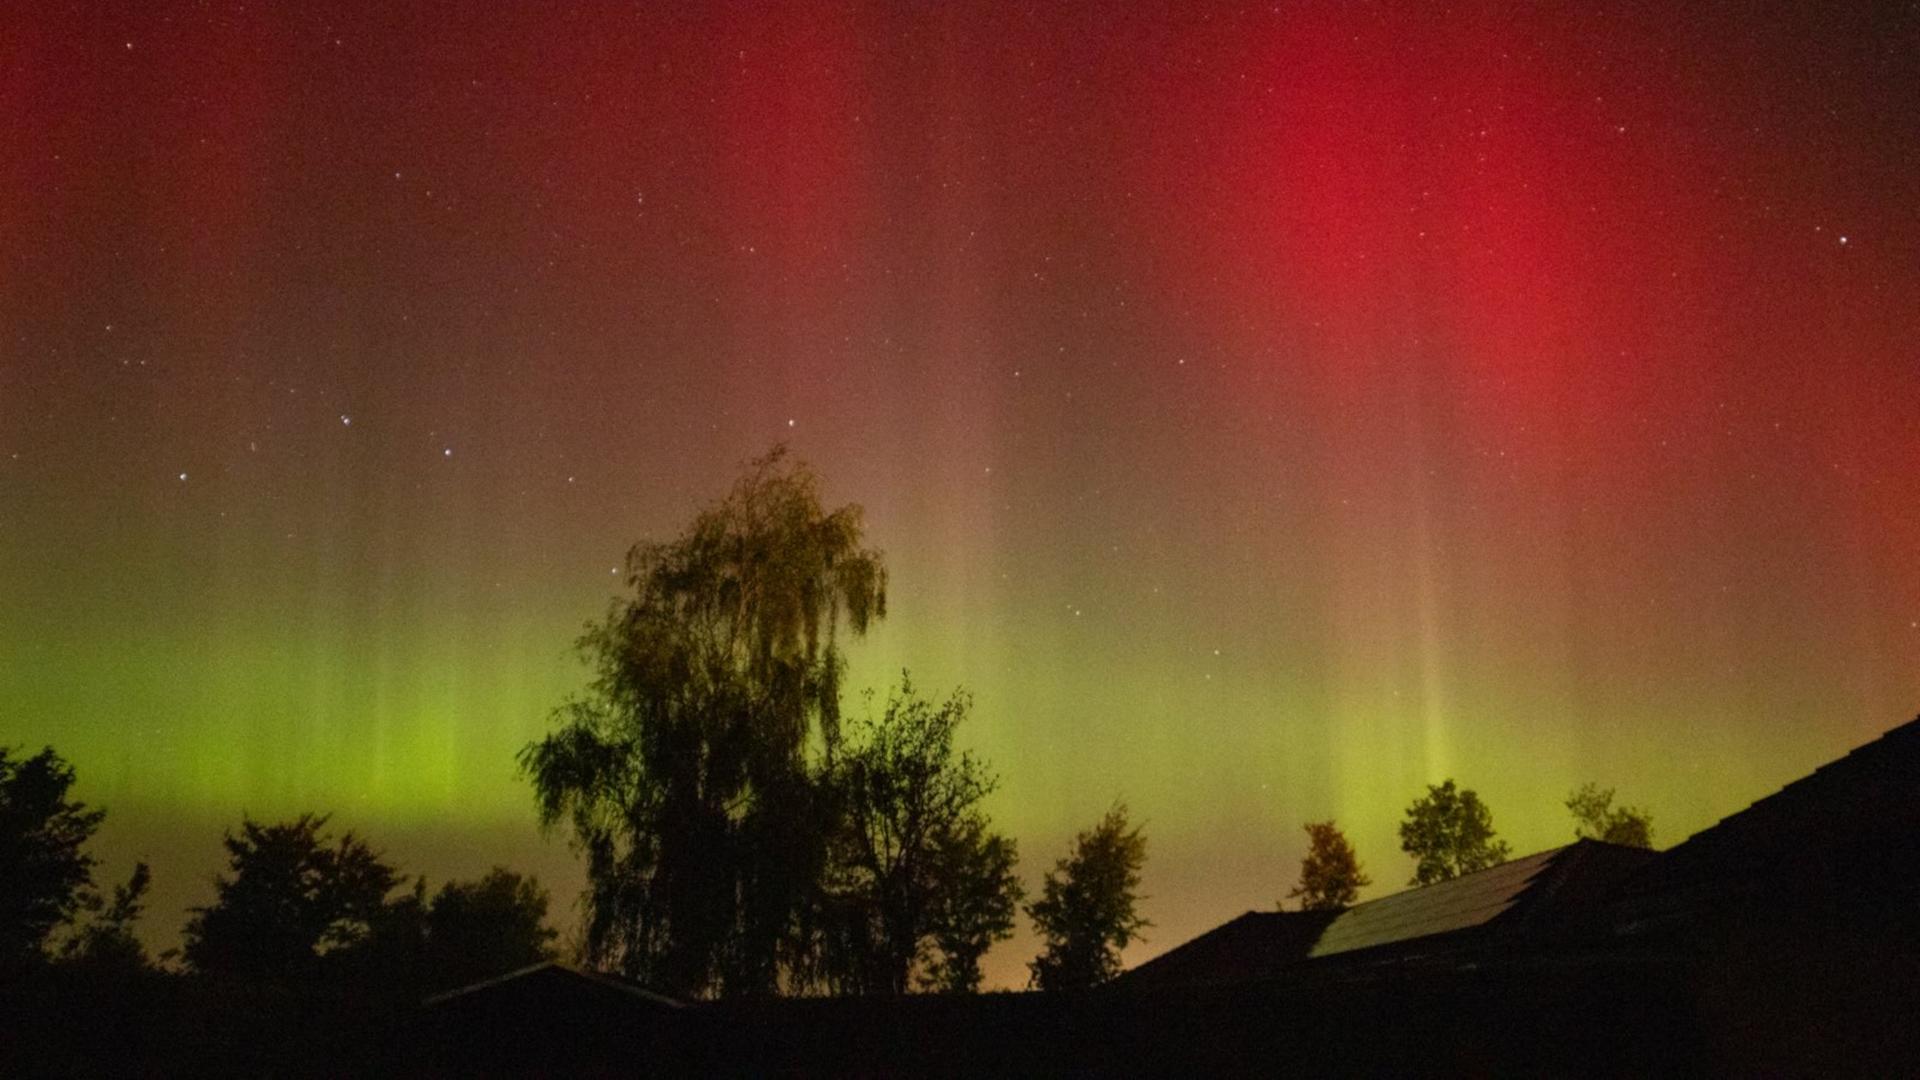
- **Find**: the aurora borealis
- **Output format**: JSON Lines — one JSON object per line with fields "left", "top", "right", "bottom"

{"left": 3, "top": 2, "right": 1916, "bottom": 989}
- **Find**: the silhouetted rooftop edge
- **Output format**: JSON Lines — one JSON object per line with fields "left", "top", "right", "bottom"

{"left": 422, "top": 960, "right": 683, "bottom": 1010}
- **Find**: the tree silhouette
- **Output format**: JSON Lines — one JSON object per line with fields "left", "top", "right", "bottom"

{"left": 338, "top": 876, "right": 431, "bottom": 986}
{"left": 818, "top": 677, "right": 1022, "bottom": 995}
{"left": 922, "top": 820, "right": 1022, "bottom": 994}
{"left": 423, "top": 867, "right": 559, "bottom": 989}
{"left": 1026, "top": 803, "right": 1149, "bottom": 991}
{"left": 1566, "top": 782, "right": 1654, "bottom": 848}
{"left": 521, "top": 446, "right": 886, "bottom": 997}
{"left": 1285, "top": 820, "right": 1370, "bottom": 911}
{"left": 1398, "top": 780, "right": 1512, "bottom": 886}
{"left": 59, "top": 861, "right": 153, "bottom": 974}
{"left": 328, "top": 866, "right": 559, "bottom": 993}
{"left": 181, "top": 813, "right": 404, "bottom": 978}
{"left": 0, "top": 746, "right": 105, "bottom": 974}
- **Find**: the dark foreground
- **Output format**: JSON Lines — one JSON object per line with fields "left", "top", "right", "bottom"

{"left": 6, "top": 915, "right": 1916, "bottom": 1078}
{"left": 11, "top": 715, "right": 1919, "bottom": 1076}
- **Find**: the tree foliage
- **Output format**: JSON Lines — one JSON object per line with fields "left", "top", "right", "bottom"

{"left": 423, "top": 867, "right": 559, "bottom": 989}
{"left": 181, "top": 813, "right": 404, "bottom": 978}
{"left": 1398, "top": 780, "right": 1512, "bottom": 886}
{"left": 1285, "top": 820, "right": 1370, "bottom": 911}
{"left": 0, "top": 746, "right": 106, "bottom": 973}
{"left": 1566, "top": 782, "right": 1654, "bottom": 849}
{"left": 1026, "top": 803, "right": 1149, "bottom": 991}
{"left": 316, "top": 864, "right": 561, "bottom": 993}
{"left": 520, "top": 446, "right": 887, "bottom": 997}
{"left": 819, "top": 678, "right": 1022, "bottom": 995}
{"left": 921, "top": 821, "right": 1021, "bottom": 994}
{"left": 59, "top": 861, "right": 153, "bottom": 974}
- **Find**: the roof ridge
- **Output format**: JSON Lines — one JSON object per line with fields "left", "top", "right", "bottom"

{"left": 422, "top": 960, "right": 684, "bottom": 1009}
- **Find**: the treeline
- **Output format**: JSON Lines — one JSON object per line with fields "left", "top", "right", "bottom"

{"left": 3, "top": 448, "right": 1658, "bottom": 1011}
{"left": 0, "top": 745, "right": 557, "bottom": 996}
{"left": 0, "top": 736, "right": 1151, "bottom": 1006}
{"left": 0, "top": 745, "right": 572, "bottom": 1073}
{"left": 1, "top": 741, "right": 1654, "bottom": 1004}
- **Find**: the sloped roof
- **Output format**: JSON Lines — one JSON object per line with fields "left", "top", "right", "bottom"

{"left": 1120, "top": 909, "right": 1339, "bottom": 989}
{"left": 422, "top": 960, "right": 683, "bottom": 1010}
{"left": 1119, "top": 840, "right": 1656, "bottom": 989}
{"left": 1308, "top": 847, "right": 1561, "bottom": 959}
{"left": 1622, "top": 713, "right": 1920, "bottom": 908}
{"left": 405, "top": 962, "right": 686, "bottom": 1074}
{"left": 1309, "top": 840, "right": 1654, "bottom": 960}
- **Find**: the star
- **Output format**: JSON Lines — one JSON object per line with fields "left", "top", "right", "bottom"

{"left": 177, "top": 472, "right": 188, "bottom": 481}
{"left": 340, "top": 414, "right": 352, "bottom": 426}
{"left": 442, "top": 447, "right": 453, "bottom": 457}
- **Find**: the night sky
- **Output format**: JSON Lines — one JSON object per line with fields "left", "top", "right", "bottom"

{"left": 4, "top": 2, "right": 1917, "bottom": 988}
